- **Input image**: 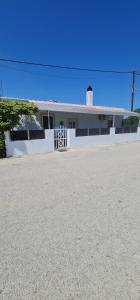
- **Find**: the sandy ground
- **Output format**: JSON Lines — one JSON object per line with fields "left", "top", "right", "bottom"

{"left": 0, "top": 142, "right": 140, "bottom": 300}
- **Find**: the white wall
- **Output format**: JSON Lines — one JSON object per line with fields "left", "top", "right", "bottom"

{"left": 5, "top": 130, "right": 54, "bottom": 157}
{"left": 15, "top": 112, "right": 123, "bottom": 130}
{"left": 5, "top": 127, "right": 140, "bottom": 158}
{"left": 48, "top": 112, "right": 122, "bottom": 129}
{"left": 68, "top": 128, "right": 140, "bottom": 149}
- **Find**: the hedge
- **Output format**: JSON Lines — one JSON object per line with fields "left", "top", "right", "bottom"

{"left": 0, "top": 131, "right": 6, "bottom": 158}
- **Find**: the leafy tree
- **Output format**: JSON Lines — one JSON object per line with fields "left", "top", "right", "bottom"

{"left": 122, "top": 108, "right": 140, "bottom": 127}
{"left": 0, "top": 99, "right": 38, "bottom": 158}
{"left": 0, "top": 131, "right": 6, "bottom": 158}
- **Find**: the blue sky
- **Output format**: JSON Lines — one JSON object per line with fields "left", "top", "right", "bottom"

{"left": 0, "top": 0, "right": 140, "bottom": 109}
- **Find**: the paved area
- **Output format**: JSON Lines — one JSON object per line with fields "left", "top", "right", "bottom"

{"left": 0, "top": 142, "right": 140, "bottom": 300}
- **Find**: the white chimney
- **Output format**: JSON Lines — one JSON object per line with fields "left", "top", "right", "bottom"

{"left": 86, "top": 86, "right": 93, "bottom": 106}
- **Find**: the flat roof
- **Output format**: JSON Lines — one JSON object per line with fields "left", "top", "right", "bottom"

{"left": 1, "top": 97, "right": 139, "bottom": 117}
{"left": 31, "top": 100, "right": 139, "bottom": 117}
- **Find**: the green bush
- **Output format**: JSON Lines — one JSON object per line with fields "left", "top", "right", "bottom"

{"left": 0, "top": 99, "right": 38, "bottom": 158}
{"left": 122, "top": 116, "right": 138, "bottom": 127}
{"left": 122, "top": 108, "right": 140, "bottom": 127}
{"left": 0, "top": 131, "right": 6, "bottom": 158}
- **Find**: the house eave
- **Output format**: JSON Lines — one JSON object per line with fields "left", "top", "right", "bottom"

{"left": 1, "top": 97, "right": 139, "bottom": 117}
{"left": 37, "top": 104, "right": 140, "bottom": 117}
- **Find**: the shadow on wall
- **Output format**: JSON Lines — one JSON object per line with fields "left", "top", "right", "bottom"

{"left": 6, "top": 140, "right": 28, "bottom": 157}
{"left": 16, "top": 114, "right": 42, "bottom": 130}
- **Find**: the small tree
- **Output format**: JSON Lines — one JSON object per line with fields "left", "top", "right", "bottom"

{"left": 0, "top": 99, "right": 38, "bottom": 158}
{"left": 122, "top": 108, "right": 140, "bottom": 127}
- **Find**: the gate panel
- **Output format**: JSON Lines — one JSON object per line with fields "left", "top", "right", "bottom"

{"left": 54, "top": 129, "right": 67, "bottom": 150}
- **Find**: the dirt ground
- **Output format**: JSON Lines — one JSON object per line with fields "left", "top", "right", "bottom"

{"left": 0, "top": 142, "right": 140, "bottom": 300}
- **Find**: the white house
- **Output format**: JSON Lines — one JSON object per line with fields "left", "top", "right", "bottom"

{"left": 4, "top": 86, "right": 140, "bottom": 157}
{"left": 15, "top": 86, "right": 136, "bottom": 130}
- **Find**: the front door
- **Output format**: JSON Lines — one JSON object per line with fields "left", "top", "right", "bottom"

{"left": 42, "top": 116, "right": 54, "bottom": 129}
{"left": 108, "top": 120, "right": 113, "bottom": 128}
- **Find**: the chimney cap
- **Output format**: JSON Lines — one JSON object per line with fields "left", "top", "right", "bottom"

{"left": 87, "top": 85, "right": 93, "bottom": 92}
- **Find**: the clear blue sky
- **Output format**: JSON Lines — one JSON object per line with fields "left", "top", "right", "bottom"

{"left": 0, "top": 0, "right": 140, "bottom": 109}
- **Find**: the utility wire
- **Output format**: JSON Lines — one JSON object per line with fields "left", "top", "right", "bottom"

{"left": 0, "top": 57, "right": 139, "bottom": 111}
{"left": 0, "top": 62, "right": 96, "bottom": 80}
{"left": 0, "top": 57, "right": 136, "bottom": 74}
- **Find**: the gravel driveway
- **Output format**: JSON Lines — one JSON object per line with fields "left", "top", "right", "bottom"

{"left": 0, "top": 142, "right": 140, "bottom": 300}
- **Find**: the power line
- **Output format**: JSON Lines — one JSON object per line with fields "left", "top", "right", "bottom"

{"left": 0, "top": 62, "right": 96, "bottom": 80}
{"left": 0, "top": 57, "right": 135, "bottom": 74}
{"left": 0, "top": 57, "right": 139, "bottom": 111}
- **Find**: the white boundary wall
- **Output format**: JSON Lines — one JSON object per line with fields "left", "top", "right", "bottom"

{"left": 5, "top": 127, "right": 140, "bottom": 157}
{"left": 5, "top": 130, "right": 54, "bottom": 157}
{"left": 68, "top": 128, "right": 140, "bottom": 149}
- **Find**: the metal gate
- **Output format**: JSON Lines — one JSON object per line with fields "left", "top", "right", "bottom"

{"left": 54, "top": 128, "right": 67, "bottom": 150}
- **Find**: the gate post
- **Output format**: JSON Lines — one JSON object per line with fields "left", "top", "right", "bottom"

{"left": 110, "top": 127, "right": 115, "bottom": 135}
{"left": 67, "top": 129, "right": 70, "bottom": 148}
{"left": 45, "top": 129, "right": 54, "bottom": 151}
{"left": 4, "top": 131, "right": 10, "bottom": 141}
{"left": 137, "top": 127, "right": 140, "bottom": 134}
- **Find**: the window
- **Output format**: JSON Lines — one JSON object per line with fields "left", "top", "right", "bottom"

{"left": 59, "top": 121, "right": 64, "bottom": 127}
{"left": 10, "top": 131, "right": 28, "bottom": 141}
{"left": 68, "top": 120, "right": 77, "bottom": 128}
{"left": 98, "top": 115, "right": 106, "bottom": 120}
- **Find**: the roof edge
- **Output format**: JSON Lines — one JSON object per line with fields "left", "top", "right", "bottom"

{"left": 0, "top": 96, "right": 140, "bottom": 116}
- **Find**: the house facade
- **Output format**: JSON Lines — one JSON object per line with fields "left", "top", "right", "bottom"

{"left": 16, "top": 86, "right": 129, "bottom": 131}
{"left": 4, "top": 86, "right": 140, "bottom": 157}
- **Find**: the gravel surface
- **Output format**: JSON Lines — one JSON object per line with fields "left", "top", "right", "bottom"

{"left": 0, "top": 142, "right": 140, "bottom": 300}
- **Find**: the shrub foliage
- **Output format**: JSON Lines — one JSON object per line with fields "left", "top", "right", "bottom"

{"left": 122, "top": 108, "right": 140, "bottom": 127}
{"left": 0, "top": 99, "right": 38, "bottom": 158}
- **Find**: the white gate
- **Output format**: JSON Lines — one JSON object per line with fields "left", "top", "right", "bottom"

{"left": 54, "top": 128, "right": 67, "bottom": 150}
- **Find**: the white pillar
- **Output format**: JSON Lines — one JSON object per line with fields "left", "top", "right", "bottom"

{"left": 68, "top": 128, "right": 75, "bottom": 148}
{"left": 44, "top": 129, "right": 48, "bottom": 139}
{"left": 110, "top": 127, "right": 115, "bottom": 135}
{"left": 4, "top": 131, "right": 10, "bottom": 141}
{"left": 112, "top": 115, "right": 115, "bottom": 127}
{"left": 45, "top": 129, "right": 54, "bottom": 151}
{"left": 48, "top": 111, "right": 50, "bottom": 129}
{"left": 67, "top": 129, "right": 70, "bottom": 148}
{"left": 137, "top": 118, "right": 140, "bottom": 134}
